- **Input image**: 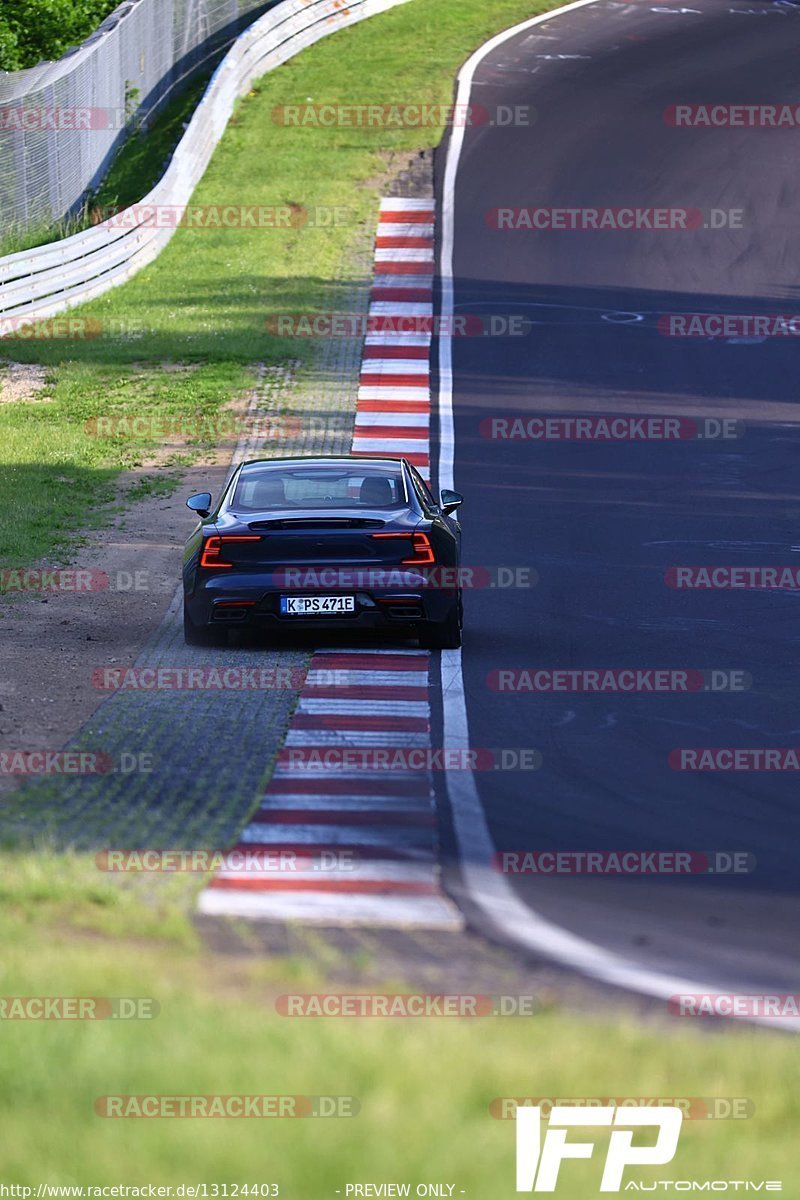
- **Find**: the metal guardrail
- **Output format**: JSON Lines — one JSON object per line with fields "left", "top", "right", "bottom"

{"left": 0, "top": 0, "right": 276, "bottom": 230}
{"left": 0, "top": 0, "right": 411, "bottom": 328}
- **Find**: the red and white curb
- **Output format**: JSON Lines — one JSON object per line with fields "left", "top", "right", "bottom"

{"left": 352, "top": 197, "right": 434, "bottom": 483}
{"left": 199, "top": 199, "right": 461, "bottom": 927}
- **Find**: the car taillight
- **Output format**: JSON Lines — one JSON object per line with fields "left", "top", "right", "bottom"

{"left": 404, "top": 532, "right": 435, "bottom": 565}
{"left": 371, "top": 531, "right": 435, "bottom": 565}
{"left": 199, "top": 535, "right": 260, "bottom": 568}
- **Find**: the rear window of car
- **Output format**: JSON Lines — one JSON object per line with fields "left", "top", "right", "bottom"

{"left": 230, "top": 466, "right": 406, "bottom": 511}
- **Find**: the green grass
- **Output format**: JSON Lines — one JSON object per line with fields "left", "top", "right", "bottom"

{"left": 0, "top": 850, "right": 794, "bottom": 1188}
{"left": 0, "top": 873, "right": 796, "bottom": 1190}
{"left": 93, "top": 74, "right": 215, "bottom": 216}
{"left": 0, "top": 850, "right": 200, "bottom": 942}
{"left": 0, "top": 212, "right": 90, "bottom": 258}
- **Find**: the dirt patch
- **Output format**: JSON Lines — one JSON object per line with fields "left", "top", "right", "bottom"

{"left": 363, "top": 148, "right": 434, "bottom": 198}
{"left": 128, "top": 362, "right": 204, "bottom": 375}
{"left": 0, "top": 455, "right": 229, "bottom": 797}
{"left": 196, "top": 917, "right": 672, "bottom": 1027}
{"left": 0, "top": 361, "right": 52, "bottom": 404}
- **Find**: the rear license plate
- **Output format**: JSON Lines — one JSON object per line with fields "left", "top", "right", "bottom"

{"left": 280, "top": 595, "right": 356, "bottom": 616}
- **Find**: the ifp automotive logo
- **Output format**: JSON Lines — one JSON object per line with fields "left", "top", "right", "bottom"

{"left": 515, "top": 1105, "right": 683, "bottom": 1192}
{"left": 513, "top": 1105, "right": 783, "bottom": 1192}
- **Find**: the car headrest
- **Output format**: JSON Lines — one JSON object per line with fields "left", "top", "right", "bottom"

{"left": 248, "top": 476, "right": 286, "bottom": 508}
{"left": 359, "top": 476, "right": 394, "bottom": 506}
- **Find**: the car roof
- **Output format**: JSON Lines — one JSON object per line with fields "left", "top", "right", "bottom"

{"left": 238, "top": 456, "right": 405, "bottom": 471}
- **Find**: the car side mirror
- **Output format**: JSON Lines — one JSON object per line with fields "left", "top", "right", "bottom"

{"left": 440, "top": 489, "right": 463, "bottom": 516}
{"left": 186, "top": 492, "right": 212, "bottom": 518}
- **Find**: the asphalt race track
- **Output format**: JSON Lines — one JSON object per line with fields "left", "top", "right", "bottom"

{"left": 435, "top": 0, "right": 800, "bottom": 994}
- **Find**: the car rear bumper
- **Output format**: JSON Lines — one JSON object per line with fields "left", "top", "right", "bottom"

{"left": 184, "top": 574, "right": 459, "bottom": 630}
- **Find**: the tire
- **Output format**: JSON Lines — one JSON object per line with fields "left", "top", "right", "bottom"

{"left": 183, "top": 602, "right": 219, "bottom": 646}
{"left": 419, "top": 603, "right": 462, "bottom": 650}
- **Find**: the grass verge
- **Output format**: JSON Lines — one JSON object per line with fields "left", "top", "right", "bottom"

{"left": 0, "top": 850, "right": 200, "bottom": 943}
{"left": 0, "top": 880, "right": 796, "bottom": 1189}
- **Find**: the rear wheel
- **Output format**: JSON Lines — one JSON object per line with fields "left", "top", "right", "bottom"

{"left": 183, "top": 602, "right": 219, "bottom": 646}
{"left": 419, "top": 602, "right": 462, "bottom": 650}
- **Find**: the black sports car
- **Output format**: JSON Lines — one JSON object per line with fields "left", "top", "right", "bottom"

{"left": 182, "top": 456, "right": 464, "bottom": 648}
